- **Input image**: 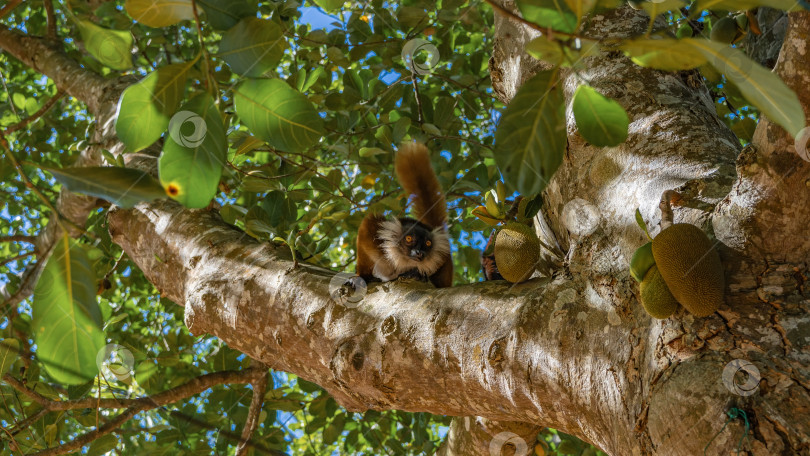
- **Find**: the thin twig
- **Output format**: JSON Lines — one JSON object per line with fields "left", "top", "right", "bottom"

{"left": 44, "top": 0, "right": 57, "bottom": 40}
{"left": 0, "top": 0, "right": 22, "bottom": 19}
{"left": 483, "top": 0, "right": 577, "bottom": 38}
{"left": 0, "top": 235, "right": 36, "bottom": 245}
{"left": 410, "top": 73, "right": 425, "bottom": 124}
{"left": 0, "top": 251, "right": 33, "bottom": 267}
{"left": 2, "top": 90, "right": 65, "bottom": 135}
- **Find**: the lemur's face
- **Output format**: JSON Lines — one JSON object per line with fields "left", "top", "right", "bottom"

{"left": 398, "top": 220, "right": 435, "bottom": 261}
{"left": 377, "top": 217, "right": 451, "bottom": 275}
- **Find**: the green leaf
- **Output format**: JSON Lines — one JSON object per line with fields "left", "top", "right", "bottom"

{"left": 572, "top": 85, "right": 629, "bottom": 147}
{"left": 218, "top": 18, "right": 287, "bottom": 77}
{"left": 621, "top": 38, "right": 708, "bottom": 71}
{"left": 494, "top": 70, "right": 566, "bottom": 195}
{"left": 33, "top": 235, "right": 105, "bottom": 385}
{"left": 526, "top": 36, "right": 564, "bottom": 65}
{"left": 197, "top": 0, "right": 254, "bottom": 30}
{"left": 87, "top": 434, "right": 119, "bottom": 456}
{"left": 115, "top": 61, "right": 194, "bottom": 152}
{"left": 694, "top": 0, "right": 805, "bottom": 12}
{"left": 516, "top": 0, "right": 578, "bottom": 34}
{"left": 731, "top": 117, "right": 757, "bottom": 142}
{"left": 0, "top": 339, "right": 20, "bottom": 376}
{"left": 42, "top": 166, "right": 166, "bottom": 208}
{"left": 635, "top": 208, "right": 651, "bottom": 240}
{"left": 75, "top": 19, "right": 133, "bottom": 70}
{"left": 125, "top": 0, "right": 194, "bottom": 27}
{"left": 46, "top": 166, "right": 167, "bottom": 208}
{"left": 233, "top": 79, "right": 325, "bottom": 153}
{"left": 261, "top": 191, "right": 297, "bottom": 227}
{"left": 688, "top": 39, "right": 806, "bottom": 138}
{"left": 159, "top": 93, "right": 226, "bottom": 208}
{"left": 313, "top": 0, "right": 344, "bottom": 12}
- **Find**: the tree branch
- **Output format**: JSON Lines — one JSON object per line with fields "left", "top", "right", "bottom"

{"left": 236, "top": 367, "right": 270, "bottom": 456}
{"left": 0, "top": 25, "right": 108, "bottom": 115}
{"left": 2, "top": 368, "right": 266, "bottom": 411}
{"left": 713, "top": 11, "right": 810, "bottom": 263}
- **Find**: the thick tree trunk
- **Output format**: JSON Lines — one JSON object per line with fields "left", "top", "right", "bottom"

{"left": 2, "top": 5, "right": 808, "bottom": 456}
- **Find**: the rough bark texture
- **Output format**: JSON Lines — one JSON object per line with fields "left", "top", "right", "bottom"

{"left": 3, "top": 5, "right": 810, "bottom": 456}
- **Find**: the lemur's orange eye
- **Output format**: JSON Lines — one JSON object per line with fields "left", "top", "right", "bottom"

{"left": 405, "top": 235, "right": 413, "bottom": 243}
{"left": 425, "top": 240, "right": 432, "bottom": 247}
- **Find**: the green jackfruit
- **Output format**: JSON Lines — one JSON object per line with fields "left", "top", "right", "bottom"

{"left": 652, "top": 223, "right": 724, "bottom": 317}
{"left": 640, "top": 265, "right": 679, "bottom": 319}
{"left": 494, "top": 222, "right": 540, "bottom": 283}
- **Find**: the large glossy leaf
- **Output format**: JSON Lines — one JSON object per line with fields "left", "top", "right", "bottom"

{"left": 218, "top": 18, "right": 287, "bottom": 77}
{"left": 115, "top": 61, "right": 194, "bottom": 152}
{"left": 159, "top": 93, "right": 227, "bottom": 208}
{"left": 46, "top": 166, "right": 166, "bottom": 208}
{"left": 125, "top": 0, "right": 194, "bottom": 27}
{"left": 689, "top": 39, "right": 806, "bottom": 137}
{"left": 494, "top": 70, "right": 566, "bottom": 195}
{"left": 572, "top": 85, "right": 629, "bottom": 147}
{"left": 75, "top": 19, "right": 133, "bottom": 70}
{"left": 621, "top": 38, "right": 708, "bottom": 71}
{"left": 694, "top": 0, "right": 805, "bottom": 12}
{"left": 516, "top": 0, "right": 578, "bottom": 34}
{"left": 197, "top": 0, "right": 254, "bottom": 30}
{"left": 233, "top": 79, "right": 325, "bottom": 153}
{"left": 33, "top": 235, "right": 105, "bottom": 385}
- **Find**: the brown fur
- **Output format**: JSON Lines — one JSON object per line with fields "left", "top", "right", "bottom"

{"left": 395, "top": 142, "right": 446, "bottom": 229}
{"left": 353, "top": 143, "right": 454, "bottom": 288}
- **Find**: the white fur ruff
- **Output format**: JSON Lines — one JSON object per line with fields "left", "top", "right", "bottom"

{"left": 376, "top": 218, "right": 450, "bottom": 277}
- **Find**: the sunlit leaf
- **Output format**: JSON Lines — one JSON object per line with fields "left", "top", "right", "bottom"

{"left": 494, "top": 70, "right": 566, "bottom": 195}
{"left": 572, "top": 85, "right": 629, "bottom": 147}
{"left": 0, "top": 339, "right": 20, "bottom": 376}
{"left": 75, "top": 19, "right": 133, "bottom": 70}
{"left": 115, "top": 61, "right": 194, "bottom": 152}
{"left": 218, "top": 18, "right": 287, "bottom": 77}
{"left": 125, "top": 0, "right": 194, "bottom": 27}
{"left": 233, "top": 78, "right": 324, "bottom": 153}
{"left": 159, "top": 93, "right": 226, "bottom": 208}
{"left": 33, "top": 235, "right": 105, "bottom": 385}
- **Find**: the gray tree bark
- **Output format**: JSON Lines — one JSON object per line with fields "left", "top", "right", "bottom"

{"left": 2, "top": 5, "right": 808, "bottom": 456}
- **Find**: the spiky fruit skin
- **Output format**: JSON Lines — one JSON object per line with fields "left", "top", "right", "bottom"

{"left": 640, "top": 265, "right": 679, "bottom": 319}
{"left": 711, "top": 17, "right": 738, "bottom": 44}
{"left": 494, "top": 222, "right": 540, "bottom": 283}
{"left": 652, "top": 223, "right": 724, "bottom": 317}
{"left": 630, "top": 242, "right": 655, "bottom": 283}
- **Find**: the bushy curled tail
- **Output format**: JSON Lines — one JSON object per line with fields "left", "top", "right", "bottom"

{"left": 394, "top": 142, "right": 447, "bottom": 229}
